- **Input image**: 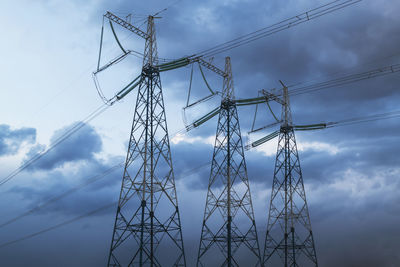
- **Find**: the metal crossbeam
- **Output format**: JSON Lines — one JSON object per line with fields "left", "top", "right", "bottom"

{"left": 260, "top": 89, "right": 285, "bottom": 105}
{"left": 105, "top": 11, "right": 149, "bottom": 39}
{"left": 192, "top": 57, "right": 228, "bottom": 77}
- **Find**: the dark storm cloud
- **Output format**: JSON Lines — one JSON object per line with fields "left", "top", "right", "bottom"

{"left": 24, "top": 122, "right": 102, "bottom": 170}
{"left": 308, "top": 166, "right": 400, "bottom": 267}
{"left": 2, "top": 1, "right": 400, "bottom": 266}
{"left": 7, "top": 161, "right": 124, "bottom": 227}
{"left": 92, "top": 0, "right": 400, "bottom": 144}
{"left": 0, "top": 124, "right": 36, "bottom": 156}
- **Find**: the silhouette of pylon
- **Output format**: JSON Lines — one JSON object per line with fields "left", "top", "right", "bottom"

{"left": 263, "top": 82, "right": 318, "bottom": 267}
{"left": 197, "top": 57, "right": 262, "bottom": 267}
{"left": 107, "top": 15, "right": 186, "bottom": 267}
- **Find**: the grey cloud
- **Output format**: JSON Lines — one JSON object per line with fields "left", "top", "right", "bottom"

{"left": 308, "top": 170, "right": 400, "bottom": 267}
{"left": 171, "top": 140, "right": 213, "bottom": 189}
{"left": 24, "top": 122, "right": 102, "bottom": 171}
{"left": 8, "top": 156, "right": 123, "bottom": 220}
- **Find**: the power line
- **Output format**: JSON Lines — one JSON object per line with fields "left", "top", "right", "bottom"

{"left": 287, "top": 51, "right": 400, "bottom": 89}
{"left": 326, "top": 110, "right": 400, "bottom": 128}
{"left": 248, "top": 108, "right": 400, "bottom": 148}
{"left": 289, "top": 63, "right": 400, "bottom": 96}
{"left": 23, "top": 20, "right": 145, "bottom": 126}
{"left": 0, "top": 163, "right": 123, "bottom": 228}
{"left": 22, "top": 64, "right": 95, "bottom": 126}
{"left": 0, "top": 159, "right": 211, "bottom": 249}
{"left": 153, "top": 0, "right": 184, "bottom": 17}
{"left": 0, "top": 202, "right": 116, "bottom": 249}
{"left": 248, "top": 62, "right": 399, "bottom": 100}
{"left": 196, "top": 0, "right": 361, "bottom": 58}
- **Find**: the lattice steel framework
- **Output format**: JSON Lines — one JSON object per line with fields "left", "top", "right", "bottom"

{"left": 197, "top": 57, "right": 262, "bottom": 267}
{"left": 107, "top": 16, "right": 186, "bottom": 267}
{"left": 263, "top": 83, "right": 318, "bottom": 267}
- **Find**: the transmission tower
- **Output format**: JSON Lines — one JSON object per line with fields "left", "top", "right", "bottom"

{"left": 107, "top": 15, "right": 186, "bottom": 267}
{"left": 197, "top": 57, "right": 262, "bottom": 266}
{"left": 263, "top": 82, "right": 318, "bottom": 266}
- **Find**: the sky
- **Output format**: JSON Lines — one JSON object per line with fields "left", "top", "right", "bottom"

{"left": 0, "top": 0, "right": 400, "bottom": 266}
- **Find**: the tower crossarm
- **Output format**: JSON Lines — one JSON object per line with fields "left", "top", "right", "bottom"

{"left": 156, "top": 56, "right": 227, "bottom": 77}
{"left": 260, "top": 89, "right": 285, "bottom": 105}
{"left": 190, "top": 57, "right": 228, "bottom": 77}
{"left": 105, "top": 11, "right": 149, "bottom": 39}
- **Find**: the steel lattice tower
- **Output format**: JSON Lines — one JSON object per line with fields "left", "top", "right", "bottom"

{"left": 263, "top": 83, "right": 318, "bottom": 267}
{"left": 197, "top": 57, "right": 262, "bottom": 267}
{"left": 107, "top": 16, "right": 186, "bottom": 267}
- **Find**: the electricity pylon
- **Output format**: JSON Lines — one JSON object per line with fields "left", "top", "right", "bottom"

{"left": 197, "top": 57, "right": 262, "bottom": 266}
{"left": 263, "top": 82, "right": 318, "bottom": 266}
{"left": 107, "top": 15, "right": 186, "bottom": 267}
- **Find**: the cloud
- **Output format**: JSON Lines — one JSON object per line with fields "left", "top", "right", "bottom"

{"left": 6, "top": 122, "right": 123, "bottom": 217}
{"left": 24, "top": 122, "right": 102, "bottom": 171}
{"left": 0, "top": 124, "right": 36, "bottom": 156}
{"left": 9, "top": 156, "right": 123, "bottom": 217}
